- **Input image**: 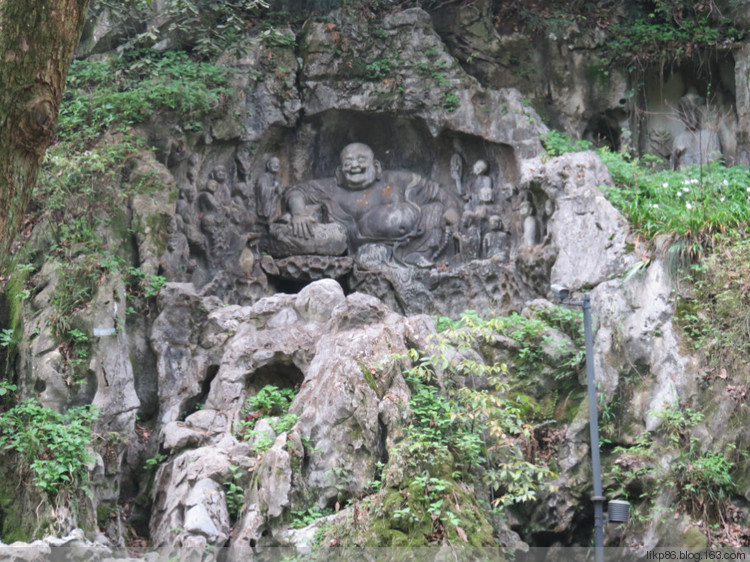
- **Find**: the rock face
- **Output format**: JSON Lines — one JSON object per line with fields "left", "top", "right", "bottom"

{"left": 4, "top": 0, "right": 750, "bottom": 555}
{"left": 146, "top": 280, "right": 421, "bottom": 549}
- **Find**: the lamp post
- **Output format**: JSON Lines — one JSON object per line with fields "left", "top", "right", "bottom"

{"left": 582, "top": 293, "right": 605, "bottom": 562}
{"left": 550, "top": 286, "right": 627, "bottom": 562}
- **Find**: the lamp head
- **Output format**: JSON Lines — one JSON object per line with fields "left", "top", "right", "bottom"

{"left": 550, "top": 284, "right": 570, "bottom": 302}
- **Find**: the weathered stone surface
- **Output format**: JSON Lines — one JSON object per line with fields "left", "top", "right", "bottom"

{"left": 521, "top": 151, "right": 635, "bottom": 290}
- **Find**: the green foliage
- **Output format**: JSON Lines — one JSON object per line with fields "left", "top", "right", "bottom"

{"left": 364, "top": 58, "right": 393, "bottom": 80}
{"left": 599, "top": 149, "right": 750, "bottom": 253}
{"left": 144, "top": 453, "right": 167, "bottom": 471}
{"left": 244, "top": 384, "right": 297, "bottom": 417}
{"left": 126, "top": 267, "right": 167, "bottom": 299}
{"left": 541, "top": 130, "right": 593, "bottom": 156}
{"left": 289, "top": 507, "right": 332, "bottom": 529}
{"left": 608, "top": 405, "right": 735, "bottom": 525}
{"left": 129, "top": 0, "right": 270, "bottom": 58}
{"left": 675, "top": 233, "right": 750, "bottom": 370}
{"left": 605, "top": 0, "right": 742, "bottom": 69}
{"left": 442, "top": 91, "right": 460, "bottom": 112}
{"left": 437, "top": 308, "right": 584, "bottom": 383}
{"left": 393, "top": 475, "right": 460, "bottom": 528}
{"left": 0, "top": 329, "right": 17, "bottom": 349}
{"left": 224, "top": 465, "right": 245, "bottom": 522}
{"left": 238, "top": 384, "right": 299, "bottom": 445}
{"left": 495, "top": 1, "right": 742, "bottom": 70}
{"left": 401, "top": 313, "right": 560, "bottom": 510}
{"left": 0, "top": 400, "right": 97, "bottom": 495}
{"left": 60, "top": 50, "right": 233, "bottom": 144}
{"left": 0, "top": 380, "right": 17, "bottom": 397}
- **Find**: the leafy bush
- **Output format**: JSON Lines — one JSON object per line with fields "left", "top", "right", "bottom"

{"left": 0, "top": 400, "right": 98, "bottom": 495}
{"left": 675, "top": 233, "right": 750, "bottom": 370}
{"left": 238, "top": 384, "right": 299, "bottom": 445}
{"left": 401, "top": 314, "right": 560, "bottom": 510}
{"left": 60, "top": 50, "right": 233, "bottom": 144}
{"left": 541, "top": 130, "right": 593, "bottom": 156}
{"left": 601, "top": 150, "right": 750, "bottom": 248}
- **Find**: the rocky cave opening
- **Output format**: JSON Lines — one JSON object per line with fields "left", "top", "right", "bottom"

{"left": 179, "top": 364, "right": 219, "bottom": 421}
{"left": 245, "top": 361, "right": 305, "bottom": 396}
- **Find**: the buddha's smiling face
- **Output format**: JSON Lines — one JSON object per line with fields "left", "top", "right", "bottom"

{"left": 340, "top": 143, "right": 378, "bottom": 190}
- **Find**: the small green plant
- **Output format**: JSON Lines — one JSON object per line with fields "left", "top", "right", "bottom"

{"left": 0, "top": 380, "right": 17, "bottom": 398}
{"left": 0, "top": 329, "right": 17, "bottom": 348}
{"left": 224, "top": 465, "right": 246, "bottom": 522}
{"left": 0, "top": 400, "right": 98, "bottom": 495}
{"left": 364, "top": 58, "right": 392, "bottom": 80}
{"left": 238, "top": 384, "right": 298, "bottom": 441}
{"left": 143, "top": 274, "right": 167, "bottom": 298}
{"left": 541, "top": 130, "right": 593, "bottom": 156}
{"left": 442, "top": 91, "right": 460, "bottom": 112}
{"left": 144, "top": 453, "right": 167, "bottom": 471}
{"left": 289, "top": 507, "right": 331, "bottom": 529}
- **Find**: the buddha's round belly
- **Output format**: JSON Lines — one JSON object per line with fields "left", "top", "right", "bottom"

{"left": 358, "top": 203, "right": 420, "bottom": 239}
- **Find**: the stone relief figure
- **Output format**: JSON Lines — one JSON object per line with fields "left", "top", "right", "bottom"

{"left": 198, "top": 165, "right": 232, "bottom": 258}
{"left": 458, "top": 181, "right": 498, "bottom": 260}
{"left": 450, "top": 153, "right": 464, "bottom": 196}
{"left": 649, "top": 127, "right": 673, "bottom": 161}
{"left": 671, "top": 92, "right": 722, "bottom": 170}
{"left": 482, "top": 215, "right": 509, "bottom": 261}
{"left": 464, "top": 159, "right": 492, "bottom": 211}
{"left": 268, "top": 143, "right": 460, "bottom": 266}
{"left": 520, "top": 196, "right": 539, "bottom": 247}
{"left": 255, "top": 156, "right": 283, "bottom": 227}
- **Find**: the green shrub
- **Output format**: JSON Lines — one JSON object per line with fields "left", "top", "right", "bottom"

{"left": 238, "top": 384, "right": 299, "bottom": 444}
{"left": 541, "top": 130, "right": 593, "bottom": 156}
{"left": 599, "top": 150, "right": 750, "bottom": 253}
{"left": 0, "top": 400, "right": 98, "bottom": 495}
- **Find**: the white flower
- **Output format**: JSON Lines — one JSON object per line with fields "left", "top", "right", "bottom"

{"left": 682, "top": 187, "right": 690, "bottom": 193}
{"left": 686, "top": 202, "right": 693, "bottom": 210}
{"left": 720, "top": 196, "right": 726, "bottom": 202}
{"left": 652, "top": 203, "right": 659, "bottom": 209}
{"left": 662, "top": 182, "right": 669, "bottom": 188}
{"left": 723, "top": 179, "right": 729, "bottom": 186}
{"left": 691, "top": 178, "right": 699, "bottom": 185}
{"left": 746, "top": 187, "right": 750, "bottom": 193}
{"left": 676, "top": 192, "right": 682, "bottom": 197}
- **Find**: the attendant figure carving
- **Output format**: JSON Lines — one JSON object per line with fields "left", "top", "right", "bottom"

{"left": 482, "top": 215, "right": 509, "bottom": 261}
{"left": 198, "top": 165, "right": 232, "bottom": 257}
{"left": 459, "top": 182, "right": 497, "bottom": 261}
{"left": 256, "top": 156, "right": 283, "bottom": 228}
{"left": 671, "top": 92, "right": 722, "bottom": 170}
{"left": 520, "top": 197, "right": 539, "bottom": 247}
{"left": 464, "top": 160, "right": 492, "bottom": 211}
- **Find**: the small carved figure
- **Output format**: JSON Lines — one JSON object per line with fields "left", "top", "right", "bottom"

{"left": 255, "top": 156, "right": 283, "bottom": 226}
{"left": 198, "top": 166, "right": 232, "bottom": 257}
{"left": 464, "top": 159, "right": 492, "bottom": 211}
{"left": 520, "top": 198, "right": 539, "bottom": 247}
{"left": 482, "top": 215, "right": 510, "bottom": 261}
{"left": 458, "top": 178, "right": 499, "bottom": 261}
{"left": 671, "top": 92, "right": 722, "bottom": 170}
{"left": 450, "top": 154, "right": 464, "bottom": 196}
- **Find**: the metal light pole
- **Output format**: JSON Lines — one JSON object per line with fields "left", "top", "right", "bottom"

{"left": 583, "top": 294, "right": 605, "bottom": 562}
{"left": 551, "top": 286, "right": 630, "bottom": 561}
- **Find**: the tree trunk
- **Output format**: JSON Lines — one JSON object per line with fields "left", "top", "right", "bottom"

{"left": 0, "top": 0, "right": 90, "bottom": 255}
